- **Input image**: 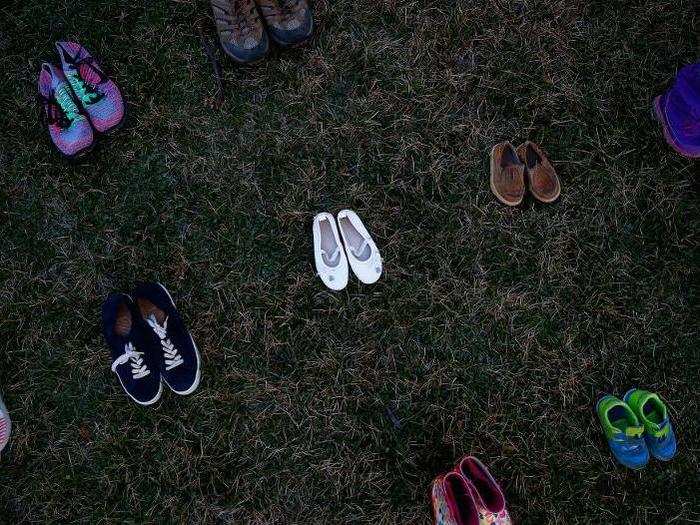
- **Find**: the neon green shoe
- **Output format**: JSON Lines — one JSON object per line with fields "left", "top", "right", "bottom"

{"left": 624, "top": 389, "right": 677, "bottom": 461}
{"left": 596, "top": 395, "right": 649, "bottom": 469}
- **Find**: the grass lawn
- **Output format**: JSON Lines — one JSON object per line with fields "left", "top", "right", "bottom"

{"left": 1, "top": 0, "right": 698, "bottom": 522}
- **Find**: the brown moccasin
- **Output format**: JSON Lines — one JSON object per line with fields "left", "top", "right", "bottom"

{"left": 490, "top": 141, "right": 526, "bottom": 206}
{"left": 516, "top": 141, "right": 560, "bottom": 203}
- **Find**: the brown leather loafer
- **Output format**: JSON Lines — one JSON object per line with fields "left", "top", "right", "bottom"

{"left": 490, "top": 141, "right": 526, "bottom": 206}
{"left": 516, "top": 141, "right": 560, "bottom": 203}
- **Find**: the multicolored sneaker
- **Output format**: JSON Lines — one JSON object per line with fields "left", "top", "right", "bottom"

{"left": 38, "top": 63, "right": 94, "bottom": 158}
{"left": 55, "top": 41, "right": 125, "bottom": 134}
{"left": 596, "top": 395, "right": 649, "bottom": 470}
{"left": 211, "top": 0, "right": 269, "bottom": 63}
{"left": 456, "top": 457, "right": 512, "bottom": 525}
{"left": 0, "top": 393, "right": 10, "bottom": 457}
{"left": 624, "top": 389, "right": 677, "bottom": 461}
{"left": 256, "top": 0, "right": 313, "bottom": 47}
{"left": 431, "top": 472, "right": 480, "bottom": 525}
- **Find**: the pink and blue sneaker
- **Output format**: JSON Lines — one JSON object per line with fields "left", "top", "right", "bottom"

{"left": 38, "top": 62, "right": 94, "bottom": 159}
{"left": 0, "top": 393, "right": 11, "bottom": 457}
{"left": 55, "top": 41, "right": 125, "bottom": 134}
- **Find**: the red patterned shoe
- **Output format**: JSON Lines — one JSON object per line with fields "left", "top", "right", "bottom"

{"left": 456, "top": 457, "right": 512, "bottom": 525}
{"left": 431, "top": 472, "right": 480, "bottom": 525}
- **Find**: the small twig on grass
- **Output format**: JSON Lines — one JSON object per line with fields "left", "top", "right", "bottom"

{"left": 385, "top": 402, "right": 402, "bottom": 430}
{"left": 197, "top": 19, "right": 224, "bottom": 108}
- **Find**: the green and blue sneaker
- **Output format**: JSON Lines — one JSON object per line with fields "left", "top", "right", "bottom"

{"left": 596, "top": 395, "right": 649, "bottom": 470}
{"left": 624, "top": 389, "right": 677, "bottom": 461}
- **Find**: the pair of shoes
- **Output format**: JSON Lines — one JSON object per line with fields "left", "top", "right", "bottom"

{"left": 0, "top": 393, "right": 10, "bottom": 458}
{"left": 313, "top": 210, "right": 382, "bottom": 291}
{"left": 431, "top": 456, "right": 512, "bottom": 525}
{"left": 652, "top": 61, "right": 700, "bottom": 159}
{"left": 38, "top": 41, "right": 125, "bottom": 159}
{"left": 596, "top": 388, "right": 677, "bottom": 470}
{"left": 490, "top": 141, "right": 561, "bottom": 206}
{"left": 210, "top": 0, "right": 313, "bottom": 64}
{"left": 102, "top": 283, "right": 201, "bottom": 406}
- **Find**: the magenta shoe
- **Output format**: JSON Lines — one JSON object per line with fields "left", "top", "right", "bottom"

{"left": 456, "top": 457, "right": 512, "bottom": 525}
{"left": 55, "top": 41, "right": 125, "bottom": 134}
{"left": 0, "top": 393, "right": 10, "bottom": 456}
{"left": 431, "top": 472, "right": 480, "bottom": 525}
{"left": 38, "top": 63, "right": 94, "bottom": 159}
{"left": 653, "top": 62, "right": 700, "bottom": 159}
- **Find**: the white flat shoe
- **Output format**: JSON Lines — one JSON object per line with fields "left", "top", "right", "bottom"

{"left": 337, "top": 209, "right": 382, "bottom": 285}
{"left": 313, "top": 212, "right": 349, "bottom": 291}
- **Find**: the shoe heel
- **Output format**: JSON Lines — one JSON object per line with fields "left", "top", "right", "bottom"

{"left": 622, "top": 388, "right": 637, "bottom": 403}
{"left": 595, "top": 394, "right": 614, "bottom": 413}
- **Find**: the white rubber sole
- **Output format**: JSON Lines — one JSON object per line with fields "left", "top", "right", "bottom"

{"left": 155, "top": 282, "right": 202, "bottom": 396}
{"left": 116, "top": 372, "right": 163, "bottom": 406}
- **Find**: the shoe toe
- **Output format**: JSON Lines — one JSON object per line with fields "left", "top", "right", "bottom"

{"left": 610, "top": 440, "right": 649, "bottom": 470}
{"left": 165, "top": 366, "right": 200, "bottom": 395}
{"left": 321, "top": 271, "right": 348, "bottom": 291}
{"left": 51, "top": 122, "right": 94, "bottom": 158}
{"left": 222, "top": 32, "right": 269, "bottom": 63}
{"left": 618, "top": 449, "right": 649, "bottom": 470}
{"left": 618, "top": 453, "right": 648, "bottom": 470}
{"left": 651, "top": 437, "right": 677, "bottom": 461}
{"left": 355, "top": 264, "right": 382, "bottom": 284}
{"left": 267, "top": 10, "right": 313, "bottom": 45}
{"left": 123, "top": 376, "right": 162, "bottom": 406}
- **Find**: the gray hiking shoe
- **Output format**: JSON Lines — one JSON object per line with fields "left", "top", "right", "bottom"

{"left": 256, "top": 0, "right": 313, "bottom": 46}
{"left": 211, "top": 0, "right": 269, "bottom": 63}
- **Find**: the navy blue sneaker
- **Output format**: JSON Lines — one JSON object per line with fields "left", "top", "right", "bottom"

{"left": 133, "top": 283, "right": 201, "bottom": 395}
{"left": 102, "top": 293, "right": 162, "bottom": 406}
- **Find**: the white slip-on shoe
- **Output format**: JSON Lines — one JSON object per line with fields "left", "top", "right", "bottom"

{"left": 337, "top": 209, "right": 383, "bottom": 285}
{"left": 313, "top": 212, "right": 349, "bottom": 291}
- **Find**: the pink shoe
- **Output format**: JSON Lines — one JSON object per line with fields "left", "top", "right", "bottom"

{"left": 431, "top": 472, "right": 480, "bottom": 525}
{"left": 38, "top": 63, "right": 95, "bottom": 159}
{"left": 0, "top": 393, "right": 11, "bottom": 457}
{"left": 456, "top": 457, "right": 512, "bottom": 525}
{"left": 55, "top": 41, "right": 125, "bottom": 134}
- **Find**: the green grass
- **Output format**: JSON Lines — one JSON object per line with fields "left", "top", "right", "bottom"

{"left": 1, "top": 0, "right": 698, "bottom": 522}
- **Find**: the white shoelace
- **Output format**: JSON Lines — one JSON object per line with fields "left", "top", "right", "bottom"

{"left": 146, "top": 315, "right": 184, "bottom": 371}
{"left": 111, "top": 342, "right": 150, "bottom": 379}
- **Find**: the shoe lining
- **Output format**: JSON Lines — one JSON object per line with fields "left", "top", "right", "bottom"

{"left": 445, "top": 474, "right": 476, "bottom": 522}
{"left": 137, "top": 298, "right": 166, "bottom": 325}
{"left": 608, "top": 404, "right": 637, "bottom": 431}
{"left": 500, "top": 145, "right": 520, "bottom": 168}
{"left": 642, "top": 399, "right": 664, "bottom": 424}
{"left": 339, "top": 217, "right": 371, "bottom": 261}
{"left": 526, "top": 144, "right": 541, "bottom": 168}
{"left": 461, "top": 459, "right": 503, "bottom": 511}
{"left": 319, "top": 218, "right": 340, "bottom": 267}
{"left": 115, "top": 303, "right": 132, "bottom": 337}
